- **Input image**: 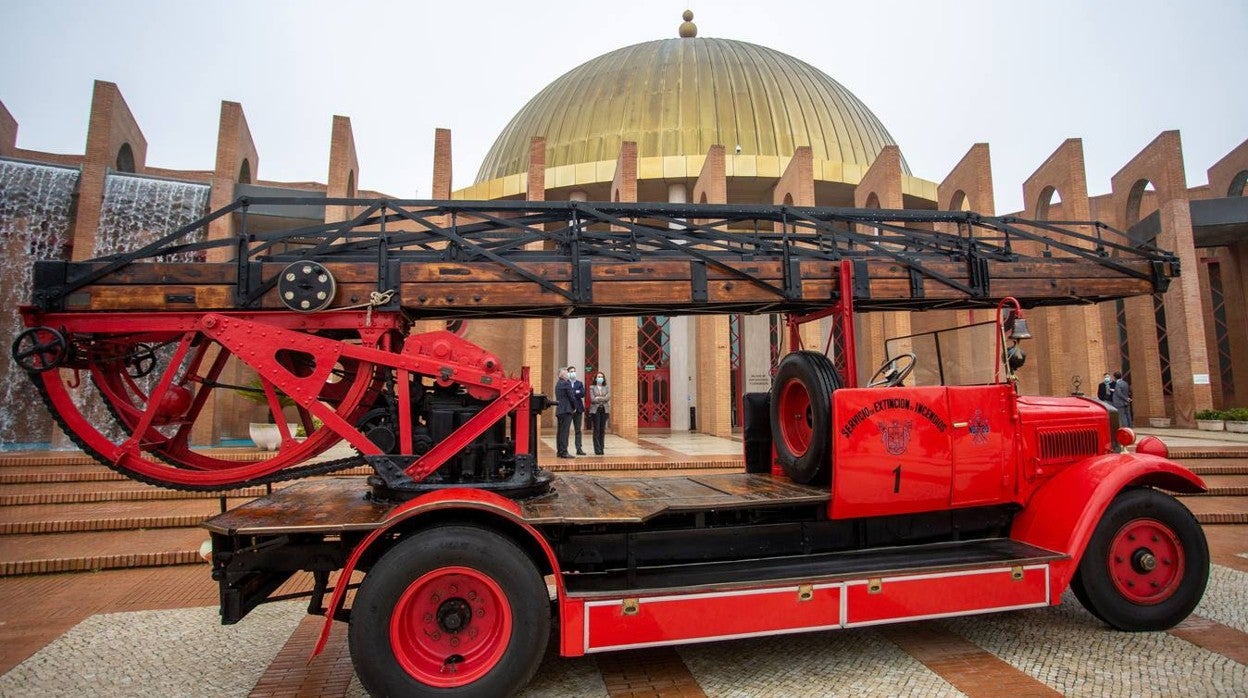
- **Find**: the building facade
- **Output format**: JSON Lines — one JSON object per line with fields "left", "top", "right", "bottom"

{"left": 0, "top": 14, "right": 1245, "bottom": 448}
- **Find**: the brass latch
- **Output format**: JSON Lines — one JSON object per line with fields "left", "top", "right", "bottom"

{"left": 868, "top": 578, "right": 883, "bottom": 594}
{"left": 622, "top": 598, "right": 639, "bottom": 616}
{"left": 1011, "top": 566, "right": 1024, "bottom": 581}
{"left": 797, "top": 584, "right": 813, "bottom": 602}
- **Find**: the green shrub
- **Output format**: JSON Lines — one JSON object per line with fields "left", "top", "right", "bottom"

{"left": 1223, "top": 407, "right": 1248, "bottom": 422}
{"left": 1195, "top": 409, "right": 1224, "bottom": 421}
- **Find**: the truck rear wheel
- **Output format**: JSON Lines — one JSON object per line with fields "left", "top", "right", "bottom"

{"left": 1074, "top": 487, "right": 1208, "bottom": 631}
{"left": 770, "top": 351, "right": 841, "bottom": 484}
{"left": 349, "top": 524, "right": 551, "bottom": 697}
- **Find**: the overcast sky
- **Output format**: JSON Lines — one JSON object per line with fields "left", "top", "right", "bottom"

{"left": 1, "top": 0, "right": 1244, "bottom": 214}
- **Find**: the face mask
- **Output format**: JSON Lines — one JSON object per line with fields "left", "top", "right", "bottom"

{"left": 1104, "top": 376, "right": 1112, "bottom": 383}
{"left": 569, "top": 372, "right": 576, "bottom": 379}
{"left": 596, "top": 376, "right": 604, "bottom": 384}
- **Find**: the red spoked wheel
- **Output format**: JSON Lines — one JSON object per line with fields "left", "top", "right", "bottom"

{"left": 31, "top": 323, "right": 383, "bottom": 490}
{"left": 776, "top": 378, "right": 814, "bottom": 457}
{"left": 769, "top": 351, "right": 841, "bottom": 484}
{"left": 1073, "top": 487, "right": 1208, "bottom": 631}
{"left": 390, "top": 567, "right": 512, "bottom": 688}
{"left": 350, "top": 525, "right": 550, "bottom": 697}
{"left": 1106, "top": 518, "right": 1185, "bottom": 605}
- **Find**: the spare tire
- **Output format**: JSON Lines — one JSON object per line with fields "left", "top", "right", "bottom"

{"left": 770, "top": 351, "right": 841, "bottom": 484}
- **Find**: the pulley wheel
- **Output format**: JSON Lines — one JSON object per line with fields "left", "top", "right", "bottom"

{"left": 12, "top": 326, "right": 68, "bottom": 373}
{"left": 279, "top": 261, "right": 336, "bottom": 312}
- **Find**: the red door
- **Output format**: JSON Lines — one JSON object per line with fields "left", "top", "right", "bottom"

{"left": 637, "top": 316, "right": 671, "bottom": 428}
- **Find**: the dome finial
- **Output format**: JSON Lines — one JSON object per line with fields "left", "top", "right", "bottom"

{"left": 679, "top": 10, "right": 697, "bottom": 38}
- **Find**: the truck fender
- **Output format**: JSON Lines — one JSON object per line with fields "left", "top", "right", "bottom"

{"left": 1009, "top": 452, "right": 1205, "bottom": 599}
{"left": 312, "top": 487, "right": 562, "bottom": 659}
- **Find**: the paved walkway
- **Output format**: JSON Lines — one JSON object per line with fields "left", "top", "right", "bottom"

{"left": 0, "top": 428, "right": 1244, "bottom": 696}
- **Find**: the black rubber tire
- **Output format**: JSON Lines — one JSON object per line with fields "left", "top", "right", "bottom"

{"left": 769, "top": 351, "right": 841, "bottom": 484}
{"left": 1074, "top": 487, "right": 1209, "bottom": 631}
{"left": 349, "top": 524, "right": 551, "bottom": 697}
{"left": 1067, "top": 571, "right": 1105, "bottom": 622}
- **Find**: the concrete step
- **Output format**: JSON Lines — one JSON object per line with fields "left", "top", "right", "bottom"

{"left": 0, "top": 464, "right": 129, "bottom": 485}
{"left": 0, "top": 448, "right": 275, "bottom": 468}
{"left": 0, "top": 528, "right": 209, "bottom": 576}
{"left": 0, "top": 498, "right": 253, "bottom": 535}
{"left": 0, "top": 480, "right": 270, "bottom": 506}
{"left": 1179, "top": 459, "right": 1248, "bottom": 476}
{"left": 1176, "top": 495, "right": 1248, "bottom": 524}
{"left": 0, "top": 463, "right": 374, "bottom": 486}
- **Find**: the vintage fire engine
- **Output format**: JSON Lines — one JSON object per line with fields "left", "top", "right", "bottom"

{"left": 14, "top": 199, "right": 1207, "bottom": 697}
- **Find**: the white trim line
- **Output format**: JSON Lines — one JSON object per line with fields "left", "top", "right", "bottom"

{"left": 843, "top": 600, "right": 1050, "bottom": 628}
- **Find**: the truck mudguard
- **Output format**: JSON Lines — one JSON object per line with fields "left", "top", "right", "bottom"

{"left": 312, "top": 487, "right": 563, "bottom": 658}
{"left": 1009, "top": 452, "right": 1205, "bottom": 598}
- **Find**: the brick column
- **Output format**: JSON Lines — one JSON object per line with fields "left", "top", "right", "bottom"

{"left": 693, "top": 146, "right": 732, "bottom": 437}
{"left": 520, "top": 137, "right": 548, "bottom": 398}
{"left": 409, "top": 129, "right": 454, "bottom": 335}
{"left": 610, "top": 143, "right": 639, "bottom": 440}
{"left": 325, "top": 115, "right": 359, "bottom": 225}
{"left": 0, "top": 101, "right": 16, "bottom": 156}
{"left": 1110, "top": 131, "right": 1212, "bottom": 425}
{"left": 206, "top": 101, "right": 258, "bottom": 263}
{"left": 1021, "top": 139, "right": 1103, "bottom": 397}
{"left": 853, "top": 146, "right": 911, "bottom": 384}
{"left": 70, "top": 81, "right": 148, "bottom": 262}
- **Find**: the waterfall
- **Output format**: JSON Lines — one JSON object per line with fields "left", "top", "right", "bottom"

{"left": 66, "top": 173, "right": 214, "bottom": 445}
{"left": 95, "top": 173, "right": 211, "bottom": 260}
{"left": 0, "top": 159, "right": 79, "bottom": 448}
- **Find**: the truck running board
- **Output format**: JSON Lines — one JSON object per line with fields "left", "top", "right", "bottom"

{"left": 561, "top": 538, "right": 1065, "bottom": 655}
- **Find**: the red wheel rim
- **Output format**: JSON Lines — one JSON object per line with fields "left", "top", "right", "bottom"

{"left": 777, "top": 379, "right": 814, "bottom": 456}
{"left": 390, "top": 566, "right": 512, "bottom": 688}
{"left": 1107, "top": 518, "right": 1185, "bottom": 605}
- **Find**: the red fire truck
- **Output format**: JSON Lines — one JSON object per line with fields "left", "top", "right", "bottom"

{"left": 14, "top": 199, "right": 1207, "bottom": 696}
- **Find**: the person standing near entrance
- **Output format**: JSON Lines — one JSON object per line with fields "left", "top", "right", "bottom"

{"left": 1097, "top": 372, "right": 1115, "bottom": 402}
{"left": 1111, "top": 371, "right": 1133, "bottom": 427}
{"left": 568, "top": 366, "right": 587, "bottom": 455}
{"left": 555, "top": 369, "right": 576, "bottom": 458}
{"left": 589, "top": 372, "right": 612, "bottom": 455}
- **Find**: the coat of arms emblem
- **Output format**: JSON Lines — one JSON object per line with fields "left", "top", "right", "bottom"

{"left": 878, "top": 419, "right": 913, "bottom": 456}
{"left": 969, "top": 409, "right": 991, "bottom": 444}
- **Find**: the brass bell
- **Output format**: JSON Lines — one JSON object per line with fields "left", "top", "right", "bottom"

{"left": 1009, "top": 317, "right": 1032, "bottom": 340}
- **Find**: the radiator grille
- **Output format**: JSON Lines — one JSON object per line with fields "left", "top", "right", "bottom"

{"left": 1037, "top": 428, "right": 1100, "bottom": 463}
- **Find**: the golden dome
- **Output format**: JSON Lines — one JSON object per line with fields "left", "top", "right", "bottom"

{"left": 475, "top": 36, "right": 909, "bottom": 185}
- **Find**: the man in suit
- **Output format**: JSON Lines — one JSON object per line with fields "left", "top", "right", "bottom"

{"left": 568, "top": 366, "right": 587, "bottom": 455}
{"left": 555, "top": 369, "right": 576, "bottom": 458}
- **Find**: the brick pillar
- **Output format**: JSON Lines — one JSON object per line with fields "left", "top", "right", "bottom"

{"left": 70, "top": 81, "right": 148, "bottom": 262}
{"left": 410, "top": 129, "right": 454, "bottom": 335}
{"left": 610, "top": 143, "right": 639, "bottom": 440}
{"left": 325, "top": 115, "right": 359, "bottom": 225}
{"left": 1110, "top": 131, "right": 1213, "bottom": 425}
{"left": 693, "top": 146, "right": 732, "bottom": 437}
{"left": 520, "top": 137, "right": 548, "bottom": 399}
{"left": 206, "top": 101, "right": 258, "bottom": 263}
{"left": 1223, "top": 242, "right": 1248, "bottom": 407}
{"left": 203, "top": 101, "right": 260, "bottom": 445}
{"left": 0, "top": 101, "right": 16, "bottom": 156}
{"left": 853, "top": 146, "right": 911, "bottom": 384}
{"left": 1022, "top": 138, "right": 1102, "bottom": 397}
{"left": 1157, "top": 198, "right": 1213, "bottom": 423}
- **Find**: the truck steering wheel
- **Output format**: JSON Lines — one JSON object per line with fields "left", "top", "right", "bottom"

{"left": 867, "top": 353, "right": 916, "bottom": 387}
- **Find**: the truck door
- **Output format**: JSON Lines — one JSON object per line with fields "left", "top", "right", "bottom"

{"left": 946, "top": 384, "right": 1016, "bottom": 507}
{"left": 830, "top": 386, "right": 954, "bottom": 519}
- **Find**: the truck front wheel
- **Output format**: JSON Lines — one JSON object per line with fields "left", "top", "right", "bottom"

{"left": 1073, "top": 487, "right": 1208, "bottom": 631}
{"left": 349, "top": 524, "right": 551, "bottom": 697}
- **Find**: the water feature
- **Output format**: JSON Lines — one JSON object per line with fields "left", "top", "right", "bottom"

{"left": 0, "top": 159, "right": 79, "bottom": 448}
{"left": 67, "top": 173, "right": 214, "bottom": 445}
{"left": 95, "top": 172, "right": 210, "bottom": 260}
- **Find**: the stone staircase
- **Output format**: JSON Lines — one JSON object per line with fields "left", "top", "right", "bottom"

{"left": 0, "top": 445, "right": 1242, "bottom": 580}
